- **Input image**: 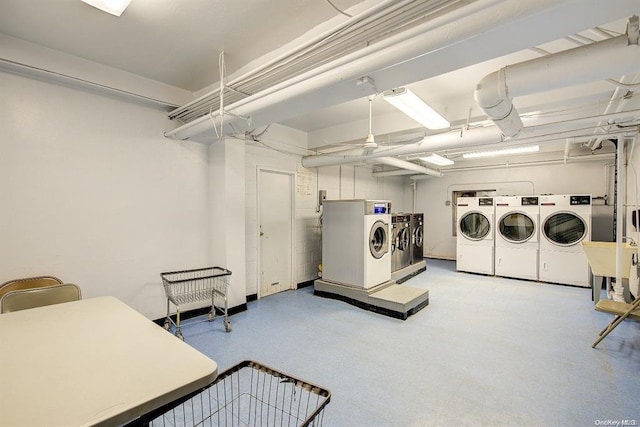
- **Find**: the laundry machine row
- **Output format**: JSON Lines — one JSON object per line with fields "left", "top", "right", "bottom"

{"left": 456, "top": 194, "right": 592, "bottom": 287}
{"left": 391, "top": 213, "right": 425, "bottom": 273}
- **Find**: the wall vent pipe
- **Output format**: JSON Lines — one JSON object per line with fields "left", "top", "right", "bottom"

{"left": 474, "top": 15, "right": 640, "bottom": 138}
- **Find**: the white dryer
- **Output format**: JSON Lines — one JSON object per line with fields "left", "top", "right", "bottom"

{"left": 456, "top": 197, "right": 495, "bottom": 275}
{"left": 495, "top": 196, "right": 539, "bottom": 280}
{"left": 322, "top": 200, "right": 392, "bottom": 289}
{"left": 539, "top": 194, "right": 591, "bottom": 287}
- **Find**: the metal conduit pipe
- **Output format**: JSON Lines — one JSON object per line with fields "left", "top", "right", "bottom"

{"left": 474, "top": 15, "right": 640, "bottom": 138}
{"left": 613, "top": 135, "right": 627, "bottom": 302}
{"left": 407, "top": 152, "right": 616, "bottom": 179}
{"left": 375, "top": 157, "right": 443, "bottom": 177}
{"left": 168, "top": 0, "right": 406, "bottom": 118}
{"left": 589, "top": 73, "right": 640, "bottom": 150}
{"left": 372, "top": 169, "right": 419, "bottom": 177}
{"left": 166, "top": 0, "right": 554, "bottom": 140}
{"left": 300, "top": 108, "right": 640, "bottom": 168}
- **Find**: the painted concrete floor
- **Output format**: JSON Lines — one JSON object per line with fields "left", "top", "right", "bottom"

{"left": 178, "top": 259, "right": 640, "bottom": 427}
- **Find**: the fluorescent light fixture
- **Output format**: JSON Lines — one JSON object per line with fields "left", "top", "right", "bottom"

{"left": 81, "top": 0, "right": 133, "bottom": 16}
{"left": 420, "top": 153, "right": 454, "bottom": 166}
{"left": 462, "top": 145, "right": 540, "bottom": 159}
{"left": 383, "top": 87, "right": 450, "bottom": 130}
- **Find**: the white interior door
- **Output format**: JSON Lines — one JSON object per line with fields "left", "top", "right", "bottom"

{"left": 259, "top": 169, "right": 293, "bottom": 298}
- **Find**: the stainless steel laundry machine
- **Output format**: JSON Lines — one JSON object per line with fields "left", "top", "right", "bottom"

{"left": 322, "top": 200, "right": 392, "bottom": 289}
{"left": 391, "top": 213, "right": 412, "bottom": 272}
{"left": 410, "top": 213, "right": 424, "bottom": 265}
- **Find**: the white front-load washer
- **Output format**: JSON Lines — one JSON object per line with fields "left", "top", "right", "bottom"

{"left": 495, "top": 196, "right": 539, "bottom": 280}
{"left": 322, "top": 200, "right": 392, "bottom": 289}
{"left": 539, "top": 194, "right": 591, "bottom": 287}
{"left": 456, "top": 196, "right": 495, "bottom": 275}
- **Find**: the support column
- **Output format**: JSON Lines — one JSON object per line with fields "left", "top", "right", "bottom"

{"left": 208, "top": 137, "right": 247, "bottom": 308}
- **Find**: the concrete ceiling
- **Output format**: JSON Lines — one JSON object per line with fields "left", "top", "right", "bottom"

{"left": 0, "top": 0, "right": 363, "bottom": 91}
{"left": 1, "top": 0, "right": 638, "bottom": 166}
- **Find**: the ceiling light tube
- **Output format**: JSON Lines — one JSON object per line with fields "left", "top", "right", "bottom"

{"left": 462, "top": 145, "right": 540, "bottom": 159}
{"left": 383, "top": 87, "right": 450, "bottom": 130}
{"left": 81, "top": 0, "right": 133, "bottom": 16}
{"left": 420, "top": 153, "right": 454, "bottom": 166}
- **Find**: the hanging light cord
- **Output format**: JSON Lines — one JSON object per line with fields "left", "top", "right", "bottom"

{"left": 325, "top": 0, "right": 352, "bottom": 18}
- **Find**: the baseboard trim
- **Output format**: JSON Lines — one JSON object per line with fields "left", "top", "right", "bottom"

{"left": 297, "top": 280, "right": 314, "bottom": 289}
{"left": 153, "top": 303, "right": 248, "bottom": 326}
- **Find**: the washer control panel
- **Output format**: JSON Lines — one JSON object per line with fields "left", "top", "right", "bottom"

{"left": 570, "top": 195, "right": 591, "bottom": 205}
{"left": 366, "top": 201, "right": 392, "bottom": 214}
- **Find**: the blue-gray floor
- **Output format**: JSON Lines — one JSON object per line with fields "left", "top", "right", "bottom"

{"left": 179, "top": 259, "right": 640, "bottom": 426}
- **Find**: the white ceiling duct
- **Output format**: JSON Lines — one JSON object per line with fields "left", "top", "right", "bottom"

{"left": 474, "top": 15, "right": 640, "bottom": 138}
{"left": 376, "top": 157, "right": 443, "bottom": 177}
{"left": 300, "top": 108, "right": 640, "bottom": 168}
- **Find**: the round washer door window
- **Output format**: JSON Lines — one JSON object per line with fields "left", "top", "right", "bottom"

{"left": 459, "top": 212, "right": 490, "bottom": 240}
{"left": 543, "top": 212, "right": 587, "bottom": 246}
{"left": 414, "top": 225, "right": 423, "bottom": 248}
{"left": 369, "top": 220, "right": 389, "bottom": 259}
{"left": 499, "top": 212, "right": 535, "bottom": 243}
{"left": 397, "top": 227, "right": 410, "bottom": 251}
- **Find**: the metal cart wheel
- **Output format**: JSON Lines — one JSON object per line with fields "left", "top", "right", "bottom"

{"left": 224, "top": 320, "right": 232, "bottom": 332}
{"left": 163, "top": 319, "right": 170, "bottom": 330}
{"left": 207, "top": 311, "right": 214, "bottom": 321}
{"left": 175, "top": 330, "right": 184, "bottom": 341}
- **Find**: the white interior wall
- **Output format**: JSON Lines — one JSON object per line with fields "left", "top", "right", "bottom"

{"left": 417, "top": 161, "right": 613, "bottom": 260}
{"left": 0, "top": 71, "right": 210, "bottom": 319}
{"left": 244, "top": 129, "right": 409, "bottom": 295}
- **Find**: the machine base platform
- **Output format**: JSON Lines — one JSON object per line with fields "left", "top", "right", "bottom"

{"left": 313, "top": 279, "right": 429, "bottom": 320}
{"left": 392, "top": 260, "right": 427, "bottom": 284}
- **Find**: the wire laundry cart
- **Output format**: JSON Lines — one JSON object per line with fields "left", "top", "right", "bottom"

{"left": 160, "top": 266, "right": 232, "bottom": 340}
{"left": 139, "top": 360, "right": 331, "bottom": 427}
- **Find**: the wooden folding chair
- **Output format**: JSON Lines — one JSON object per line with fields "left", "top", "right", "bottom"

{"left": 592, "top": 296, "right": 640, "bottom": 348}
{"left": 0, "top": 284, "right": 82, "bottom": 314}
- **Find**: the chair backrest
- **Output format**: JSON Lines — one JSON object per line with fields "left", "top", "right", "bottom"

{"left": 0, "top": 284, "right": 82, "bottom": 314}
{"left": 0, "top": 276, "right": 63, "bottom": 300}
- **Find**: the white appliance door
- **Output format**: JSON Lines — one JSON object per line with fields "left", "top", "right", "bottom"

{"left": 542, "top": 212, "right": 587, "bottom": 246}
{"left": 499, "top": 212, "right": 535, "bottom": 243}
{"left": 459, "top": 211, "right": 491, "bottom": 241}
{"left": 369, "top": 220, "right": 389, "bottom": 259}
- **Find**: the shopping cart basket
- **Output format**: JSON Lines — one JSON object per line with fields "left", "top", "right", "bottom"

{"left": 160, "top": 266, "right": 232, "bottom": 340}
{"left": 139, "top": 360, "right": 331, "bottom": 427}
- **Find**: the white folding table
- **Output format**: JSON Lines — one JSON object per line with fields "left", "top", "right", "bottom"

{"left": 0, "top": 296, "right": 218, "bottom": 426}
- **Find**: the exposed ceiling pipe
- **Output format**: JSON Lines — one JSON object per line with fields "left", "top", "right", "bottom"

{"left": 372, "top": 169, "right": 418, "bottom": 177}
{"left": 0, "top": 58, "right": 179, "bottom": 110}
{"left": 165, "top": 0, "right": 638, "bottom": 143}
{"left": 564, "top": 138, "right": 571, "bottom": 163}
{"left": 408, "top": 152, "right": 616, "bottom": 178}
{"left": 375, "top": 157, "right": 443, "bottom": 177}
{"left": 164, "top": 0, "right": 507, "bottom": 141}
{"left": 300, "top": 108, "right": 640, "bottom": 168}
{"left": 589, "top": 73, "right": 639, "bottom": 150}
{"left": 474, "top": 15, "right": 640, "bottom": 138}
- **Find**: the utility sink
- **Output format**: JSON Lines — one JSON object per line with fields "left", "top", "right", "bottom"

{"left": 581, "top": 241, "right": 636, "bottom": 278}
